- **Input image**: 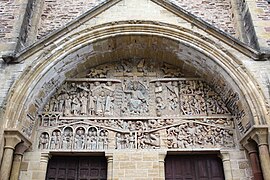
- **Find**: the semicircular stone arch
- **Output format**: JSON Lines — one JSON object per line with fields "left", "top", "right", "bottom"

{"left": 3, "top": 22, "right": 268, "bottom": 148}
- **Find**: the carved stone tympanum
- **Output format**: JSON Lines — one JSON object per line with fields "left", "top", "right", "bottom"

{"left": 36, "top": 59, "right": 240, "bottom": 151}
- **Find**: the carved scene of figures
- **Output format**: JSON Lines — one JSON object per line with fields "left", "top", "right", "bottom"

{"left": 38, "top": 126, "right": 109, "bottom": 151}
{"left": 43, "top": 78, "right": 239, "bottom": 120}
{"left": 44, "top": 81, "right": 117, "bottom": 117}
{"left": 115, "top": 131, "right": 160, "bottom": 150}
{"left": 36, "top": 59, "right": 243, "bottom": 152}
{"left": 166, "top": 122, "right": 234, "bottom": 149}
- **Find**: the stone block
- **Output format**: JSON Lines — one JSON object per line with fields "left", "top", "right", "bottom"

{"left": 125, "top": 169, "right": 148, "bottom": 177}
{"left": 143, "top": 153, "right": 158, "bottom": 161}
{"left": 20, "top": 161, "right": 29, "bottom": 171}
{"left": 28, "top": 162, "right": 42, "bottom": 171}
{"left": 119, "top": 161, "right": 136, "bottom": 169}
{"left": 136, "top": 161, "right": 153, "bottom": 169}
{"left": 238, "top": 161, "right": 250, "bottom": 169}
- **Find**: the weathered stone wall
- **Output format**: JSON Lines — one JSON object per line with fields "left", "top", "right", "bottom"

{"left": 18, "top": 150, "right": 252, "bottom": 180}
{"left": 239, "top": 0, "right": 270, "bottom": 51}
{"left": 252, "top": 0, "right": 270, "bottom": 51}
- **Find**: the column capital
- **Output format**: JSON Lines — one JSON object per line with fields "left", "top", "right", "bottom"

{"left": 240, "top": 126, "right": 268, "bottom": 147}
{"left": 220, "top": 151, "right": 231, "bottom": 162}
{"left": 4, "top": 135, "right": 21, "bottom": 150}
{"left": 4, "top": 129, "right": 32, "bottom": 150}
{"left": 242, "top": 140, "right": 258, "bottom": 154}
{"left": 251, "top": 130, "right": 268, "bottom": 147}
{"left": 105, "top": 151, "right": 113, "bottom": 163}
{"left": 40, "top": 152, "right": 51, "bottom": 163}
{"left": 158, "top": 151, "right": 167, "bottom": 162}
{"left": 14, "top": 142, "right": 31, "bottom": 156}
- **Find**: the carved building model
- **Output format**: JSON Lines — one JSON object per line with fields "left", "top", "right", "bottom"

{"left": 0, "top": 0, "right": 270, "bottom": 180}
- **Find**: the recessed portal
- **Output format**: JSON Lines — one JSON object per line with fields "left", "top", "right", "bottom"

{"left": 46, "top": 156, "right": 107, "bottom": 180}
{"left": 165, "top": 154, "right": 225, "bottom": 180}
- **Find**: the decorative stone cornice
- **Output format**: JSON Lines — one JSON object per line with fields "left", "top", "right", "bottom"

{"left": 240, "top": 126, "right": 269, "bottom": 147}
{"left": 4, "top": 129, "right": 32, "bottom": 150}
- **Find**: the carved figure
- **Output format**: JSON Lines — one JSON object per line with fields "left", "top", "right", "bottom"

{"left": 50, "top": 131, "right": 60, "bottom": 149}
{"left": 115, "top": 133, "right": 123, "bottom": 149}
{"left": 58, "top": 95, "right": 65, "bottom": 112}
{"left": 80, "top": 92, "right": 88, "bottom": 115}
{"left": 124, "top": 81, "right": 148, "bottom": 115}
{"left": 74, "top": 128, "right": 85, "bottom": 149}
{"left": 72, "top": 95, "right": 81, "bottom": 115}
{"left": 138, "top": 132, "right": 160, "bottom": 149}
{"left": 156, "top": 97, "right": 166, "bottom": 116}
{"left": 88, "top": 91, "right": 95, "bottom": 116}
{"left": 39, "top": 133, "right": 49, "bottom": 149}
{"left": 64, "top": 95, "right": 72, "bottom": 116}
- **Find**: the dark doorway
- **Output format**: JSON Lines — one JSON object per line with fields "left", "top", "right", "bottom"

{"left": 46, "top": 156, "right": 107, "bottom": 180}
{"left": 165, "top": 154, "right": 225, "bottom": 180}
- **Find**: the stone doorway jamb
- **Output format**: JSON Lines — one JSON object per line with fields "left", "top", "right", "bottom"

{"left": 105, "top": 151, "right": 113, "bottom": 180}
{"left": 220, "top": 151, "right": 233, "bottom": 180}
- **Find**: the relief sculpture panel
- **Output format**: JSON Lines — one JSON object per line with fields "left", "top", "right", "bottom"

{"left": 36, "top": 59, "right": 242, "bottom": 151}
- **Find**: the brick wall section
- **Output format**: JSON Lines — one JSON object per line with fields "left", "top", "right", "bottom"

{"left": 36, "top": 0, "right": 105, "bottom": 39}
{"left": 255, "top": 0, "right": 270, "bottom": 47}
{"left": 36, "top": 0, "right": 236, "bottom": 39}
{"left": 0, "top": 0, "right": 19, "bottom": 41}
{"left": 241, "top": 0, "right": 270, "bottom": 51}
{"left": 169, "top": 0, "right": 236, "bottom": 36}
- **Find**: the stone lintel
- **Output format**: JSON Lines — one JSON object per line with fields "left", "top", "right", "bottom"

{"left": 240, "top": 126, "right": 269, "bottom": 147}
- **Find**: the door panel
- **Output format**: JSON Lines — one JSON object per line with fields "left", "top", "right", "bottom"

{"left": 46, "top": 156, "right": 107, "bottom": 180}
{"left": 165, "top": 155, "right": 225, "bottom": 180}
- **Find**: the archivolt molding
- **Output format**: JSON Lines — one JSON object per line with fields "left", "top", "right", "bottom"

{"left": 3, "top": 21, "right": 269, "bottom": 142}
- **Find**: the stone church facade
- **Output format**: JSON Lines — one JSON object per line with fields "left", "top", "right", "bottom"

{"left": 0, "top": 0, "right": 270, "bottom": 179}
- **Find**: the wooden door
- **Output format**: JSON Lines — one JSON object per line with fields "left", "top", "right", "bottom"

{"left": 46, "top": 156, "right": 107, "bottom": 180}
{"left": 165, "top": 155, "right": 225, "bottom": 180}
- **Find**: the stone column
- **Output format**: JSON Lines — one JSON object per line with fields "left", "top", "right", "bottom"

{"left": 105, "top": 152, "right": 113, "bottom": 180}
{"left": 252, "top": 130, "right": 270, "bottom": 180}
{"left": 220, "top": 151, "right": 233, "bottom": 180}
{"left": 243, "top": 141, "right": 263, "bottom": 180}
{"left": 0, "top": 135, "right": 21, "bottom": 180}
{"left": 158, "top": 151, "right": 167, "bottom": 179}
{"left": 10, "top": 142, "right": 31, "bottom": 180}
